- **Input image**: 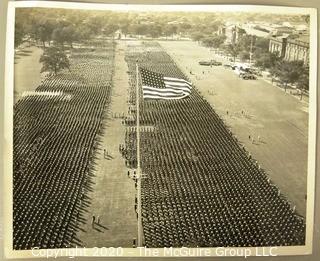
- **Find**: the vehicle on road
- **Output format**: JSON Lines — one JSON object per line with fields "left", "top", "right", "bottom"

{"left": 223, "top": 63, "right": 233, "bottom": 69}
{"left": 199, "top": 60, "right": 222, "bottom": 66}
{"left": 245, "top": 67, "right": 263, "bottom": 77}
{"left": 240, "top": 73, "right": 257, "bottom": 80}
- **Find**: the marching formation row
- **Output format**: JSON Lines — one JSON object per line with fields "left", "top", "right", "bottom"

{"left": 125, "top": 42, "right": 305, "bottom": 247}
{"left": 13, "top": 43, "right": 115, "bottom": 249}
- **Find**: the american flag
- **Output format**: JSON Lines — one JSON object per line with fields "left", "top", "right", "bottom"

{"left": 140, "top": 68, "right": 192, "bottom": 100}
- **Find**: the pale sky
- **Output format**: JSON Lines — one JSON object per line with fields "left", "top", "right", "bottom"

{"left": 13, "top": 1, "right": 313, "bottom": 15}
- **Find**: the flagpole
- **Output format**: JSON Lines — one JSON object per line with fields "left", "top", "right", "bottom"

{"left": 136, "top": 62, "right": 143, "bottom": 247}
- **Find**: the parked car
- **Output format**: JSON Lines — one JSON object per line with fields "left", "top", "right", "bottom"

{"left": 248, "top": 68, "right": 263, "bottom": 77}
{"left": 199, "top": 61, "right": 211, "bottom": 66}
{"left": 211, "top": 60, "right": 222, "bottom": 66}
{"left": 223, "top": 64, "right": 233, "bottom": 69}
{"left": 199, "top": 60, "right": 222, "bottom": 66}
{"left": 240, "top": 73, "right": 257, "bottom": 80}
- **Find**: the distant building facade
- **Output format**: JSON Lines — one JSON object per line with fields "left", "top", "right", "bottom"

{"left": 284, "top": 38, "right": 309, "bottom": 64}
{"left": 218, "top": 22, "right": 309, "bottom": 65}
{"left": 218, "top": 24, "right": 245, "bottom": 44}
{"left": 269, "top": 37, "right": 287, "bottom": 57}
{"left": 269, "top": 36, "right": 309, "bottom": 65}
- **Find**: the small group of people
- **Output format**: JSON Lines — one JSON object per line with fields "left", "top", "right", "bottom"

{"left": 249, "top": 135, "right": 262, "bottom": 144}
{"left": 91, "top": 215, "right": 101, "bottom": 228}
{"left": 112, "top": 112, "right": 125, "bottom": 118}
{"left": 226, "top": 109, "right": 249, "bottom": 118}
{"left": 224, "top": 110, "right": 263, "bottom": 145}
{"left": 127, "top": 169, "right": 138, "bottom": 180}
{"left": 104, "top": 149, "right": 113, "bottom": 159}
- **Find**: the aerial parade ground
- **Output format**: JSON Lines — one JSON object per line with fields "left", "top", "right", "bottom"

{"left": 13, "top": 39, "right": 307, "bottom": 249}
{"left": 160, "top": 41, "right": 308, "bottom": 218}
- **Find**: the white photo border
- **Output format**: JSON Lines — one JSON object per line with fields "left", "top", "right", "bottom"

{"left": 3, "top": 0, "right": 318, "bottom": 258}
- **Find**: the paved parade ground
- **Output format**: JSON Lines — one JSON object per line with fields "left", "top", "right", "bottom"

{"left": 74, "top": 42, "right": 137, "bottom": 247}
{"left": 160, "top": 40, "right": 308, "bottom": 217}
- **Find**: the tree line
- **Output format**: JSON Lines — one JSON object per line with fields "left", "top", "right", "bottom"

{"left": 15, "top": 8, "right": 309, "bottom": 92}
{"left": 192, "top": 28, "right": 309, "bottom": 92}
{"left": 14, "top": 8, "right": 226, "bottom": 48}
{"left": 15, "top": 8, "right": 306, "bottom": 47}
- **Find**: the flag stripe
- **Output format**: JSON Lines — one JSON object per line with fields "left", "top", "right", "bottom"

{"left": 143, "top": 89, "right": 185, "bottom": 96}
{"left": 143, "top": 86, "right": 184, "bottom": 94}
{"left": 163, "top": 77, "right": 192, "bottom": 85}
{"left": 140, "top": 68, "right": 192, "bottom": 100}
{"left": 164, "top": 81, "right": 192, "bottom": 88}
{"left": 143, "top": 86, "right": 190, "bottom": 95}
{"left": 143, "top": 91, "right": 185, "bottom": 97}
{"left": 143, "top": 94, "right": 188, "bottom": 100}
{"left": 164, "top": 85, "right": 191, "bottom": 93}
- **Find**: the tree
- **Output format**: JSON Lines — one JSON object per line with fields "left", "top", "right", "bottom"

{"left": 119, "top": 17, "right": 130, "bottom": 38}
{"left": 52, "top": 24, "right": 78, "bottom": 48}
{"left": 254, "top": 37, "right": 270, "bottom": 51}
{"left": 201, "top": 35, "right": 226, "bottom": 49}
{"left": 207, "top": 20, "right": 223, "bottom": 32}
{"left": 270, "top": 60, "right": 305, "bottom": 92}
{"left": 237, "top": 28, "right": 247, "bottom": 41}
{"left": 254, "top": 52, "right": 280, "bottom": 69}
{"left": 214, "top": 35, "right": 226, "bottom": 48}
{"left": 224, "top": 43, "right": 241, "bottom": 62}
{"left": 130, "top": 24, "right": 148, "bottom": 37}
{"left": 191, "top": 32, "right": 204, "bottom": 43}
{"left": 52, "top": 28, "right": 65, "bottom": 46}
{"left": 120, "top": 22, "right": 130, "bottom": 38}
{"left": 103, "top": 24, "right": 118, "bottom": 38}
{"left": 31, "top": 18, "right": 56, "bottom": 48}
{"left": 15, "top": 22, "right": 25, "bottom": 48}
{"left": 77, "top": 23, "right": 93, "bottom": 41}
{"left": 302, "top": 15, "right": 310, "bottom": 25}
{"left": 164, "top": 24, "right": 178, "bottom": 39}
{"left": 39, "top": 46, "right": 70, "bottom": 75}
{"left": 178, "top": 22, "right": 192, "bottom": 34}
{"left": 296, "top": 66, "right": 309, "bottom": 99}
{"left": 238, "top": 34, "right": 253, "bottom": 52}
{"left": 201, "top": 37, "right": 214, "bottom": 48}
{"left": 62, "top": 25, "right": 78, "bottom": 47}
{"left": 239, "top": 51, "right": 250, "bottom": 62}
{"left": 86, "top": 15, "right": 105, "bottom": 35}
{"left": 148, "top": 24, "right": 163, "bottom": 39}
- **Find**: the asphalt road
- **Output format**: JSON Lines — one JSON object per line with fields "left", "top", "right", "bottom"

{"left": 75, "top": 42, "right": 137, "bottom": 247}
{"left": 14, "top": 46, "right": 43, "bottom": 103}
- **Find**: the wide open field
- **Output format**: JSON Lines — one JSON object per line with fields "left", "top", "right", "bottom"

{"left": 160, "top": 40, "right": 308, "bottom": 217}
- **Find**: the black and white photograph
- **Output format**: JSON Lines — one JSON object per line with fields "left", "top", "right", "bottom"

{"left": 2, "top": 1, "right": 318, "bottom": 258}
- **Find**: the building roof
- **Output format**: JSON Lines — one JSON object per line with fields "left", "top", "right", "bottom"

{"left": 243, "top": 26, "right": 270, "bottom": 38}
{"left": 296, "top": 34, "right": 310, "bottom": 43}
